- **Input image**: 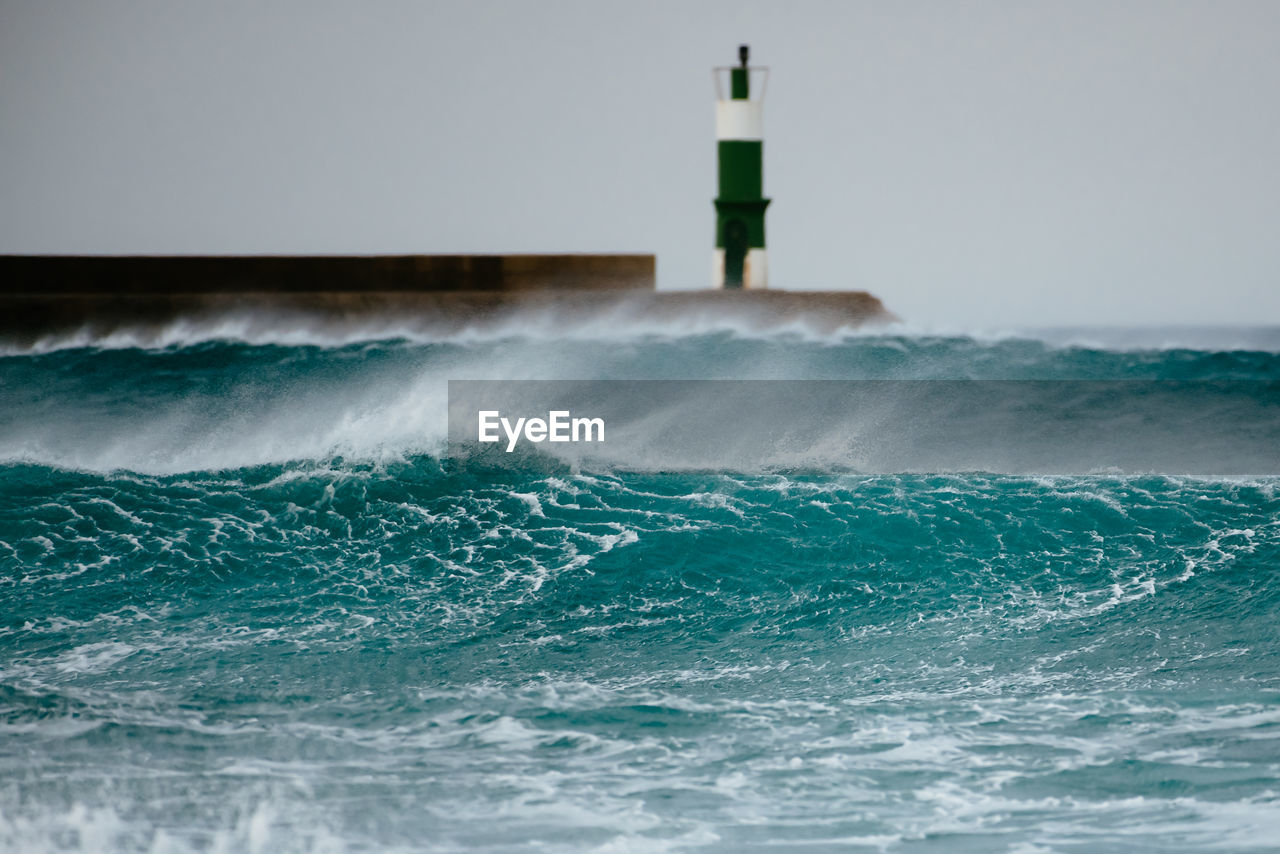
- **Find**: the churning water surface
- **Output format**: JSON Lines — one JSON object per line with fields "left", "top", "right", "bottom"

{"left": 2, "top": 318, "right": 1279, "bottom": 852}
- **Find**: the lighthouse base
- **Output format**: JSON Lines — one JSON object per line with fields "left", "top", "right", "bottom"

{"left": 713, "top": 248, "right": 768, "bottom": 289}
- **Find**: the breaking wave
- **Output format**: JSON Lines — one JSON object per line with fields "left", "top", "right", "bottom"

{"left": 2, "top": 327, "right": 1279, "bottom": 474}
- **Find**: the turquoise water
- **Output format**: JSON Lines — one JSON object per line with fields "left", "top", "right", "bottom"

{"left": 2, "top": 326, "right": 1279, "bottom": 852}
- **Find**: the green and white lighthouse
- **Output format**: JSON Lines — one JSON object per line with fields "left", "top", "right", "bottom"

{"left": 714, "top": 44, "right": 770, "bottom": 289}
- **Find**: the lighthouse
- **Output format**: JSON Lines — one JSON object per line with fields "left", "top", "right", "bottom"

{"left": 714, "top": 45, "right": 770, "bottom": 289}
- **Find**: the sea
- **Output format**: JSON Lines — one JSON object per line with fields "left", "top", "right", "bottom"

{"left": 1, "top": 317, "right": 1278, "bottom": 853}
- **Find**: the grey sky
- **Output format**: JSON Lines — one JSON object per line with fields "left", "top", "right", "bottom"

{"left": 2, "top": 1, "right": 1277, "bottom": 326}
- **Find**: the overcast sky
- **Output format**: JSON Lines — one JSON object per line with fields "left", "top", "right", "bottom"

{"left": 2, "top": 1, "right": 1277, "bottom": 326}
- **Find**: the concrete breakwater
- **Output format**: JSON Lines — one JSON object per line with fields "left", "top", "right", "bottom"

{"left": 1, "top": 254, "right": 657, "bottom": 294}
{"left": 0, "top": 255, "right": 894, "bottom": 344}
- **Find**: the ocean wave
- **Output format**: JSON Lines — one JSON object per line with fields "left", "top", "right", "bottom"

{"left": 2, "top": 334, "right": 1279, "bottom": 474}
{"left": 3, "top": 305, "right": 1279, "bottom": 355}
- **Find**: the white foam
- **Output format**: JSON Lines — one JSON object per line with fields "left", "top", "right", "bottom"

{"left": 53, "top": 641, "right": 137, "bottom": 674}
{"left": 0, "top": 800, "right": 366, "bottom": 854}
